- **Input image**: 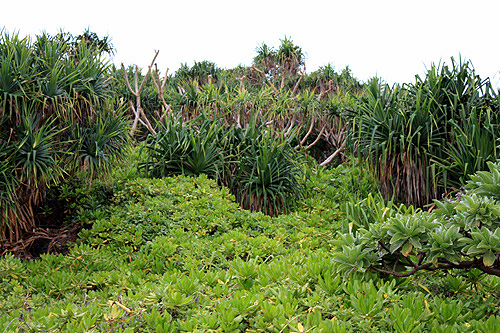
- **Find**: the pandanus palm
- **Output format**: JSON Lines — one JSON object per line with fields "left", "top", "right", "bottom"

{"left": 351, "top": 58, "right": 500, "bottom": 207}
{"left": 352, "top": 78, "right": 443, "bottom": 207}
{"left": 276, "top": 36, "right": 305, "bottom": 76}
{"left": 253, "top": 43, "right": 276, "bottom": 74}
{"left": 140, "top": 114, "right": 305, "bottom": 216}
{"left": 0, "top": 31, "right": 129, "bottom": 241}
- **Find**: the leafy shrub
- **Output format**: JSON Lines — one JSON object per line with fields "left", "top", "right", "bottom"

{"left": 78, "top": 175, "right": 239, "bottom": 248}
{"left": 175, "top": 60, "right": 221, "bottom": 85}
{"left": 140, "top": 116, "right": 305, "bottom": 216}
{"left": 234, "top": 131, "right": 305, "bottom": 216}
{"left": 334, "top": 161, "right": 500, "bottom": 278}
{"left": 138, "top": 117, "right": 227, "bottom": 181}
{"left": 2, "top": 161, "right": 500, "bottom": 331}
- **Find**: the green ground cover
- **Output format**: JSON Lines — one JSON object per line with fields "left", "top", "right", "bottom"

{"left": 1, "top": 150, "right": 499, "bottom": 332}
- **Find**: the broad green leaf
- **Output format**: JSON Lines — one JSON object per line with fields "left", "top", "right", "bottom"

{"left": 483, "top": 250, "right": 496, "bottom": 267}
{"left": 390, "top": 232, "right": 407, "bottom": 244}
{"left": 401, "top": 242, "right": 413, "bottom": 257}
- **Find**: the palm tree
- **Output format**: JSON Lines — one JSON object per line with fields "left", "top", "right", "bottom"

{"left": 0, "top": 30, "right": 129, "bottom": 242}
{"left": 276, "top": 36, "right": 305, "bottom": 76}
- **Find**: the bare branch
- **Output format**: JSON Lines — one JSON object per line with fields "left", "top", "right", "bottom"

{"left": 121, "top": 63, "right": 138, "bottom": 97}
{"left": 291, "top": 73, "right": 305, "bottom": 95}
{"left": 369, "top": 255, "right": 500, "bottom": 278}
{"left": 139, "top": 107, "right": 157, "bottom": 135}
{"left": 252, "top": 66, "right": 277, "bottom": 93}
{"left": 295, "top": 115, "right": 315, "bottom": 150}
{"left": 151, "top": 64, "right": 171, "bottom": 120}
{"left": 320, "top": 139, "right": 347, "bottom": 166}
{"left": 140, "top": 50, "right": 159, "bottom": 93}
{"left": 283, "top": 115, "right": 296, "bottom": 137}
{"left": 129, "top": 101, "right": 139, "bottom": 135}
{"left": 304, "top": 124, "right": 327, "bottom": 151}
{"left": 123, "top": 50, "right": 160, "bottom": 136}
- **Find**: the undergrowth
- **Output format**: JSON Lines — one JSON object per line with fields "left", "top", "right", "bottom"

{"left": 0, "top": 147, "right": 499, "bottom": 332}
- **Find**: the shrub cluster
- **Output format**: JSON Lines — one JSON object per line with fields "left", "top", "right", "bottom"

{"left": 335, "top": 162, "right": 500, "bottom": 278}
{"left": 1, "top": 166, "right": 499, "bottom": 331}
{"left": 0, "top": 30, "right": 129, "bottom": 241}
{"left": 349, "top": 59, "right": 500, "bottom": 207}
{"left": 139, "top": 116, "right": 305, "bottom": 216}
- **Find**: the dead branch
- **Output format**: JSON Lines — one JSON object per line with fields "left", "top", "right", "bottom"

{"left": 151, "top": 64, "right": 172, "bottom": 121}
{"left": 122, "top": 50, "right": 159, "bottom": 136}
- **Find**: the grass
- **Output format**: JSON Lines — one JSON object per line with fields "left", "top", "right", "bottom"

{"left": 0, "top": 148, "right": 499, "bottom": 332}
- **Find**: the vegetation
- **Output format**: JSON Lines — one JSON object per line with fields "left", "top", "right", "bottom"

{"left": 0, "top": 30, "right": 129, "bottom": 241}
{"left": 108, "top": 36, "right": 360, "bottom": 167}
{"left": 349, "top": 59, "right": 499, "bottom": 207}
{"left": 138, "top": 115, "right": 305, "bottom": 216}
{"left": 335, "top": 161, "right": 500, "bottom": 277}
{"left": 3, "top": 149, "right": 500, "bottom": 332}
{"left": 1, "top": 29, "right": 500, "bottom": 332}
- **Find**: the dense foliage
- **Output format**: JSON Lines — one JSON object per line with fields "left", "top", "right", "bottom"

{"left": 349, "top": 59, "right": 500, "bottom": 207}
{"left": 335, "top": 162, "right": 500, "bottom": 277}
{"left": 109, "top": 36, "right": 360, "bottom": 166}
{"left": 0, "top": 30, "right": 130, "bottom": 241}
{"left": 2, "top": 28, "right": 500, "bottom": 332}
{"left": 139, "top": 116, "right": 305, "bottom": 216}
{"left": 3, "top": 152, "right": 500, "bottom": 332}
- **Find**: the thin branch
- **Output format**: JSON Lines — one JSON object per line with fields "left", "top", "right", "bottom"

{"left": 295, "top": 115, "right": 315, "bottom": 150}
{"left": 304, "top": 124, "right": 326, "bottom": 151}
{"left": 291, "top": 73, "right": 305, "bottom": 95}
{"left": 123, "top": 51, "right": 160, "bottom": 136}
{"left": 252, "top": 66, "right": 277, "bottom": 93}
{"left": 139, "top": 50, "right": 159, "bottom": 93}
{"left": 318, "top": 86, "right": 332, "bottom": 101}
{"left": 139, "top": 107, "right": 156, "bottom": 135}
{"left": 370, "top": 256, "right": 500, "bottom": 278}
{"left": 151, "top": 64, "right": 171, "bottom": 120}
{"left": 128, "top": 101, "right": 139, "bottom": 135}
{"left": 320, "top": 139, "right": 347, "bottom": 166}
{"left": 121, "top": 64, "right": 138, "bottom": 97}
{"left": 283, "top": 115, "right": 296, "bottom": 137}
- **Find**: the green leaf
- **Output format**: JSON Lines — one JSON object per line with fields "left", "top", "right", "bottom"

{"left": 408, "top": 237, "right": 421, "bottom": 250}
{"left": 389, "top": 232, "right": 407, "bottom": 244}
{"left": 390, "top": 239, "right": 405, "bottom": 254}
{"left": 483, "top": 250, "right": 496, "bottom": 267}
{"left": 401, "top": 242, "right": 413, "bottom": 257}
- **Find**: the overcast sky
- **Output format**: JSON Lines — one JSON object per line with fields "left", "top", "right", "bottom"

{"left": 2, "top": 0, "right": 499, "bottom": 88}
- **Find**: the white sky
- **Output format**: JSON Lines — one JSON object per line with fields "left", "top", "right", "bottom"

{"left": 2, "top": 0, "right": 500, "bottom": 88}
